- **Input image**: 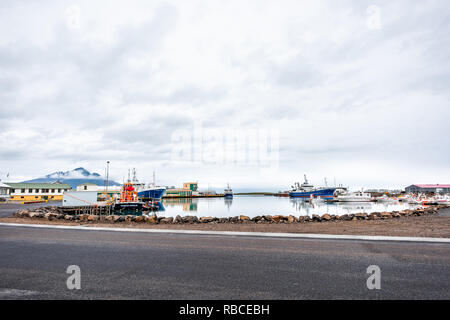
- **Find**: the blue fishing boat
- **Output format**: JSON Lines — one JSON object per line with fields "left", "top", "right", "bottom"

{"left": 289, "top": 175, "right": 337, "bottom": 199}
{"left": 138, "top": 186, "right": 166, "bottom": 200}
{"left": 224, "top": 183, "right": 233, "bottom": 198}
{"left": 130, "top": 169, "right": 166, "bottom": 201}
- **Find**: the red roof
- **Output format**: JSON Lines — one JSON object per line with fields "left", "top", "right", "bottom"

{"left": 412, "top": 184, "right": 450, "bottom": 188}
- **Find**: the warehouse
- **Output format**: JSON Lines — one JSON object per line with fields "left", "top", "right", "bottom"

{"left": 405, "top": 184, "right": 450, "bottom": 194}
{"left": 6, "top": 183, "right": 71, "bottom": 201}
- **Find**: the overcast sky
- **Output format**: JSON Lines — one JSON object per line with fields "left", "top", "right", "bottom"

{"left": 0, "top": 0, "right": 449, "bottom": 191}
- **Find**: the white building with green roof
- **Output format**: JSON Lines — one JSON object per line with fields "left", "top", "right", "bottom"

{"left": 5, "top": 182, "right": 71, "bottom": 201}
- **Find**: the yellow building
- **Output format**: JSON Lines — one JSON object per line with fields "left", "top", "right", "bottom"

{"left": 165, "top": 182, "right": 198, "bottom": 197}
{"left": 6, "top": 183, "right": 71, "bottom": 201}
{"left": 182, "top": 182, "right": 198, "bottom": 191}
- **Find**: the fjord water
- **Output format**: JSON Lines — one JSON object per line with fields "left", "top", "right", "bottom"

{"left": 159, "top": 195, "right": 419, "bottom": 218}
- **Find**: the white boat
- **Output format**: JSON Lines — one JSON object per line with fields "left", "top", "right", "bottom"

{"left": 375, "top": 195, "right": 396, "bottom": 202}
{"left": 309, "top": 194, "right": 325, "bottom": 204}
{"left": 430, "top": 195, "right": 450, "bottom": 205}
{"left": 335, "top": 191, "right": 372, "bottom": 202}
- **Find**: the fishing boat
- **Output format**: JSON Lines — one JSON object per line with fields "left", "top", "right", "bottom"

{"left": 130, "top": 169, "right": 166, "bottom": 201}
{"left": 334, "top": 191, "right": 372, "bottom": 202}
{"left": 224, "top": 183, "right": 233, "bottom": 198}
{"left": 113, "top": 180, "right": 144, "bottom": 212}
{"left": 289, "top": 175, "right": 337, "bottom": 199}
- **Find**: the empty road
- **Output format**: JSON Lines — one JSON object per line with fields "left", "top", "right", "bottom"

{"left": 1, "top": 224, "right": 449, "bottom": 299}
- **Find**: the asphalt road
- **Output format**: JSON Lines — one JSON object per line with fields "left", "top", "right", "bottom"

{"left": 1, "top": 225, "right": 449, "bottom": 299}
{"left": 0, "top": 202, "right": 61, "bottom": 218}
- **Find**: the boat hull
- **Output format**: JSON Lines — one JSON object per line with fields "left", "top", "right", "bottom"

{"left": 137, "top": 188, "right": 166, "bottom": 200}
{"left": 335, "top": 198, "right": 372, "bottom": 202}
{"left": 289, "top": 188, "right": 336, "bottom": 199}
{"left": 113, "top": 202, "right": 144, "bottom": 211}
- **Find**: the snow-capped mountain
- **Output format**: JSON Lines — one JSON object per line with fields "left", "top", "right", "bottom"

{"left": 22, "top": 167, "right": 121, "bottom": 189}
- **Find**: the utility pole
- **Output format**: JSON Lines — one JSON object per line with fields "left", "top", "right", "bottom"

{"left": 106, "top": 161, "right": 110, "bottom": 199}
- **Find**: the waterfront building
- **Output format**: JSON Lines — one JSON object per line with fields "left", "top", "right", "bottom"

{"left": 405, "top": 184, "right": 450, "bottom": 194}
{"left": 6, "top": 182, "right": 71, "bottom": 201}
{"left": 165, "top": 188, "right": 193, "bottom": 197}
{"left": 165, "top": 182, "right": 199, "bottom": 197}
{"left": 182, "top": 182, "right": 198, "bottom": 192}
{"left": 76, "top": 183, "right": 121, "bottom": 199}
{"left": 0, "top": 182, "right": 11, "bottom": 201}
{"left": 63, "top": 191, "right": 98, "bottom": 206}
{"left": 76, "top": 183, "right": 98, "bottom": 191}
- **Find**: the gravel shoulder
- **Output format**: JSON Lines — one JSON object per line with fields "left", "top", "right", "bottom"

{"left": 1, "top": 212, "right": 450, "bottom": 238}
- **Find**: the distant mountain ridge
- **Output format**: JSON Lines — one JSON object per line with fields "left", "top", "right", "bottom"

{"left": 22, "top": 167, "right": 121, "bottom": 189}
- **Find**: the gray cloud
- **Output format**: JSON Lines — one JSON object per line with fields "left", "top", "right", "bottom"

{"left": 1, "top": 0, "right": 449, "bottom": 188}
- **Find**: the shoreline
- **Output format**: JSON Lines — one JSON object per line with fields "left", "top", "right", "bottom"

{"left": 1, "top": 206, "right": 450, "bottom": 239}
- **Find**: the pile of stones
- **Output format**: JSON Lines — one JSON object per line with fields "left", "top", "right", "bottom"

{"left": 12, "top": 205, "right": 448, "bottom": 224}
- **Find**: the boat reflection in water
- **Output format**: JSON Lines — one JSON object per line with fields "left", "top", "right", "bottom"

{"left": 289, "top": 198, "right": 403, "bottom": 217}
{"left": 224, "top": 197, "right": 233, "bottom": 211}
{"left": 154, "top": 195, "right": 420, "bottom": 219}
{"left": 162, "top": 197, "right": 198, "bottom": 212}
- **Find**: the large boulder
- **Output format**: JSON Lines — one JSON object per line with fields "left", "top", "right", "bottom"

{"left": 183, "top": 216, "right": 199, "bottom": 224}
{"left": 392, "top": 212, "right": 401, "bottom": 218}
{"left": 272, "top": 215, "right": 285, "bottom": 223}
{"left": 380, "top": 212, "right": 392, "bottom": 219}
{"left": 239, "top": 215, "right": 250, "bottom": 222}
{"left": 134, "top": 216, "right": 144, "bottom": 222}
{"left": 160, "top": 217, "right": 174, "bottom": 224}
{"left": 44, "top": 213, "right": 57, "bottom": 220}
{"left": 199, "top": 216, "right": 214, "bottom": 223}
{"left": 355, "top": 213, "right": 367, "bottom": 220}
{"left": 230, "top": 216, "right": 239, "bottom": 223}
{"left": 288, "top": 215, "right": 297, "bottom": 223}
{"left": 28, "top": 212, "right": 39, "bottom": 218}
{"left": 252, "top": 216, "right": 262, "bottom": 223}
{"left": 145, "top": 216, "right": 157, "bottom": 223}
{"left": 321, "top": 214, "right": 331, "bottom": 221}
{"left": 87, "top": 215, "right": 98, "bottom": 221}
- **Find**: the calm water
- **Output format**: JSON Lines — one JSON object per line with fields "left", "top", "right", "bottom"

{"left": 158, "top": 195, "right": 420, "bottom": 218}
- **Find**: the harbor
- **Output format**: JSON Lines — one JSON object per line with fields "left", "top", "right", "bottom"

{"left": 1, "top": 169, "right": 450, "bottom": 218}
